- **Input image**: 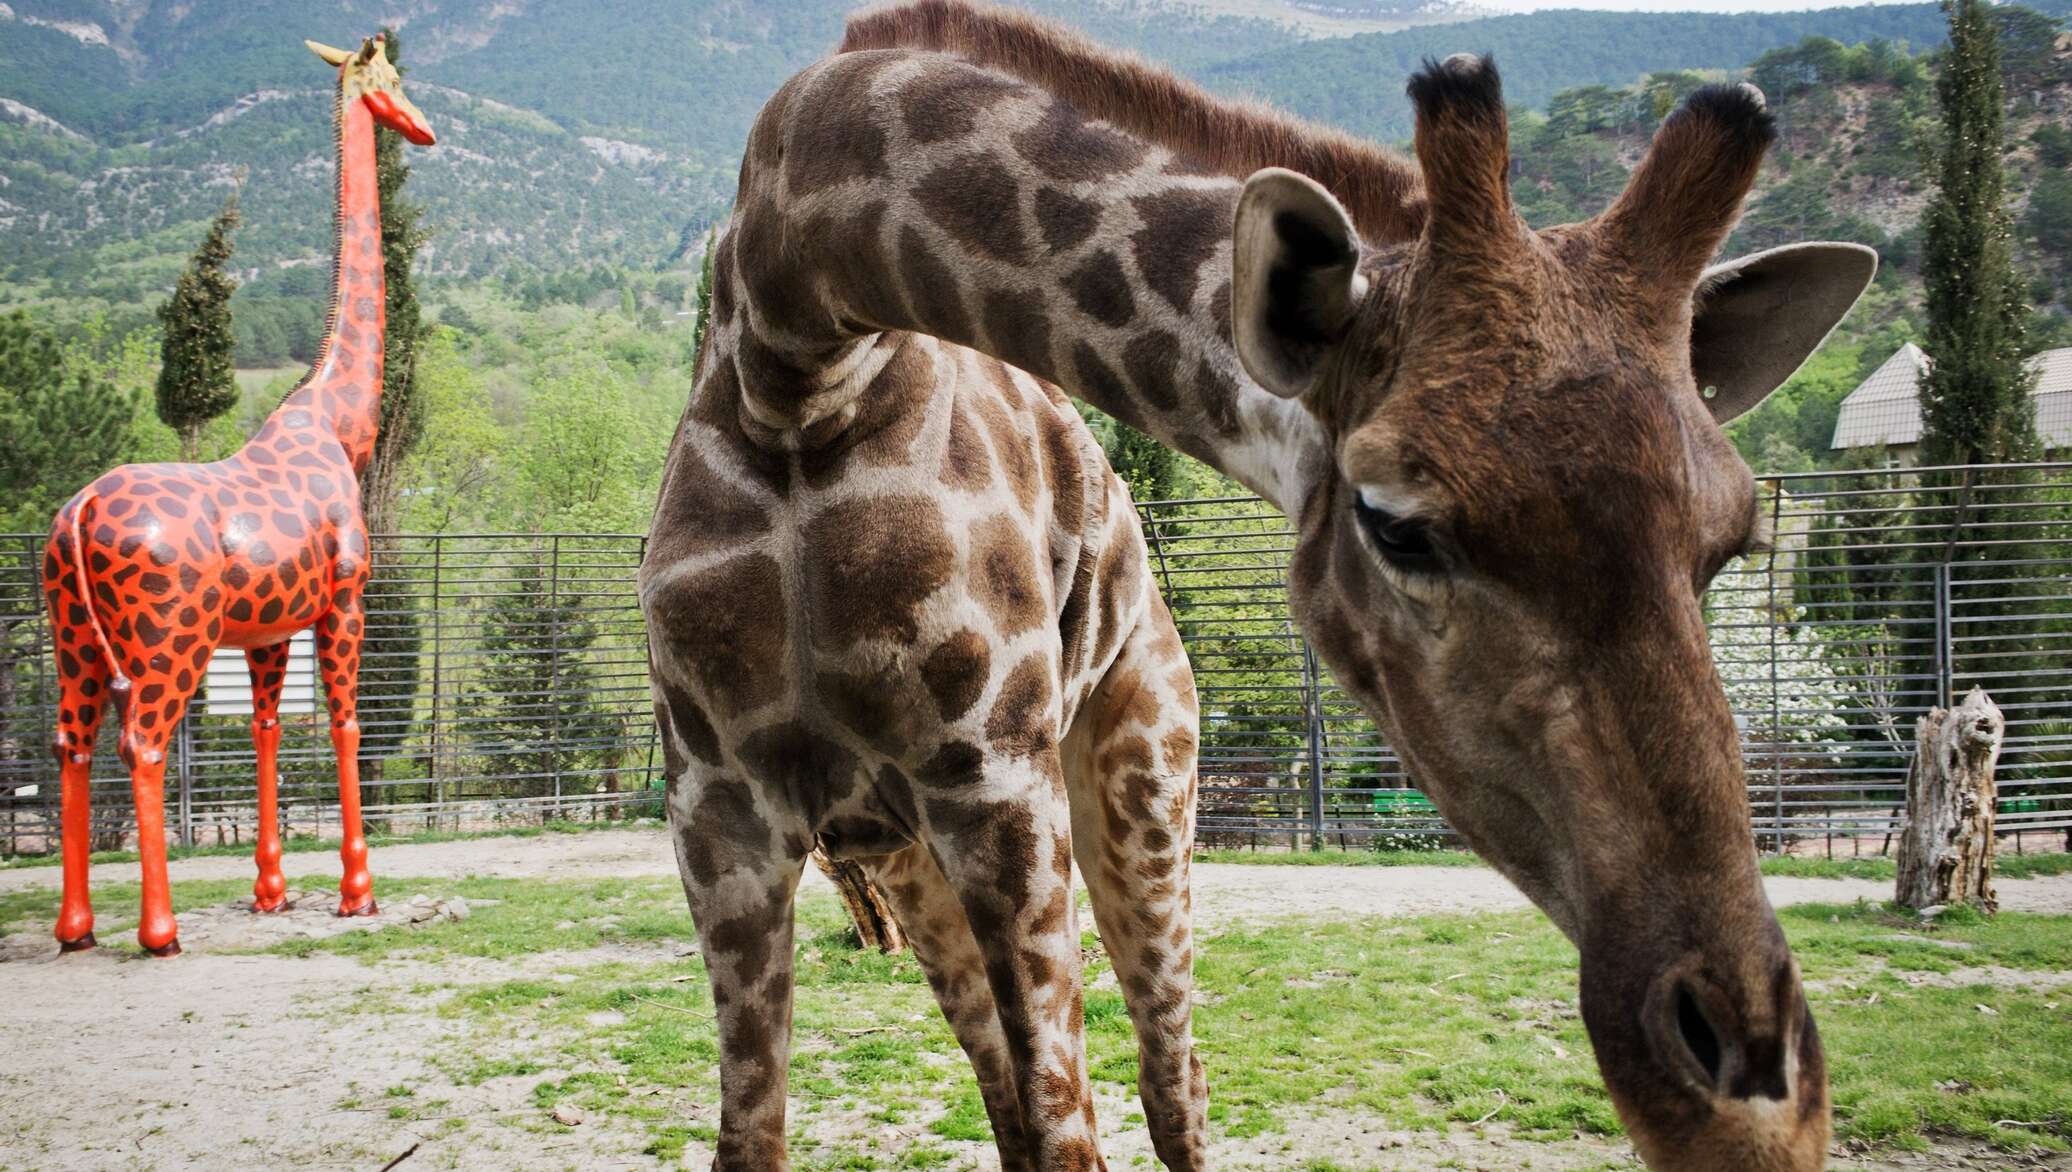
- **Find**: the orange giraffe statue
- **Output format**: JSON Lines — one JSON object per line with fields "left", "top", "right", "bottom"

{"left": 40, "top": 35, "right": 435, "bottom": 956}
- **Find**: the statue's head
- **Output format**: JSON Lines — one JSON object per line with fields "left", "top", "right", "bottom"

{"left": 306, "top": 33, "right": 436, "bottom": 147}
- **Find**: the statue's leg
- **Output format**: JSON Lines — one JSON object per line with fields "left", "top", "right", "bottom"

{"left": 112, "top": 677, "right": 197, "bottom": 957}
{"left": 245, "top": 640, "right": 293, "bottom": 912}
{"left": 51, "top": 645, "right": 111, "bottom": 953}
{"left": 314, "top": 596, "right": 375, "bottom": 916}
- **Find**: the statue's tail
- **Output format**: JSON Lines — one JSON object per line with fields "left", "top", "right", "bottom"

{"left": 64, "top": 491, "right": 129, "bottom": 690}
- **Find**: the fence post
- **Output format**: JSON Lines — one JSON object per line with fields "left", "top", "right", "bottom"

{"left": 1934, "top": 561, "right": 1954, "bottom": 710}
{"left": 175, "top": 711, "right": 195, "bottom": 848}
{"left": 547, "top": 535, "right": 563, "bottom": 821}
{"left": 1303, "top": 644, "right": 1326, "bottom": 851}
{"left": 1766, "top": 486, "right": 1785, "bottom": 853}
{"left": 639, "top": 535, "right": 660, "bottom": 809}
{"left": 429, "top": 536, "right": 445, "bottom": 830}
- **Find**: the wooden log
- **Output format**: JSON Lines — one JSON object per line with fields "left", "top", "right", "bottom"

{"left": 1894, "top": 687, "right": 2004, "bottom": 914}
{"left": 812, "top": 849, "right": 906, "bottom": 953}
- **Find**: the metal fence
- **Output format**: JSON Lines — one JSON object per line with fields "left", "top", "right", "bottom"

{"left": 0, "top": 534, "right": 659, "bottom": 854}
{"left": 1, "top": 462, "right": 2068, "bottom": 856}
{"left": 1148, "top": 462, "right": 2072, "bottom": 849}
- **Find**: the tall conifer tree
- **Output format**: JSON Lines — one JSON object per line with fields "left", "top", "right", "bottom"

{"left": 155, "top": 191, "right": 242, "bottom": 461}
{"left": 357, "top": 28, "right": 431, "bottom": 779}
{"left": 362, "top": 27, "right": 430, "bottom": 531}
{"left": 1917, "top": 0, "right": 2036, "bottom": 466}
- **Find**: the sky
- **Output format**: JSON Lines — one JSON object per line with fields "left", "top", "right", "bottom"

{"left": 1488, "top": 0, "right": 1916, "bottom": 9}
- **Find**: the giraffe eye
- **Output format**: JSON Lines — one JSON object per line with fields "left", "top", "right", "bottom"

{"left": 1353, "top": 496, "right": 1440, "bottom": 573}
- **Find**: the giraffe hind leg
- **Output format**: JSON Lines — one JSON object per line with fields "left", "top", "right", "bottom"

{"left": 1064, "top": 601, "right": 1207, "bottom": 1171}
{"left": 862, "top": 844, "right": 1037, "bottom": 1172}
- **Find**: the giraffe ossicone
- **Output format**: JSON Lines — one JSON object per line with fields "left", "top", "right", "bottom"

{"left": 649, "top": 3, "right": 1879, "bottom": 1170}
{"left": 42, "top": 33, "right": 435, "bottom": 958}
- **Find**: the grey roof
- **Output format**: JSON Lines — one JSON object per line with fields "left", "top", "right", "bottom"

{"left": 1829, "top": 344, "right": 2072, "bottom": 452}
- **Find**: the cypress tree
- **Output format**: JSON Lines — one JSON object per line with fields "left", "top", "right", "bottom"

{"left": 155, "top": 191, "right": 242, "bottom": 462}
{"left": 357, "top": 28, "right": 431, "bottom": 783}
{"left": 1917, "top": 0, "right": 2037, "bottom": 467}
{"left": 362, "top": 26, "right": 430, "bottom": 531}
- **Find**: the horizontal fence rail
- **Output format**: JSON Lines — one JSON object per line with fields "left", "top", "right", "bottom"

{"left": 1, "top": 463, "right": 2068, "bottom": 857}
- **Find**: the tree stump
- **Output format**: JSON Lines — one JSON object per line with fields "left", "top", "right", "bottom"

{"left": 812, "top": 849, "right": 906, "bottom": 953}
{"left": 1895, "top": 687, "right": 2004, "bottom": 914}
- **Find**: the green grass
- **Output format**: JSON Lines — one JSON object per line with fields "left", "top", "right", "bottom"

{"left": 1195, "top": 846, "right": 2072, "bottom": 880}
{"left": 8, "top": 866, "right": 2068, "bottom": 1163}
{"left": 1193, "top": 847, "right": 1484, "bottom": 868}
{"left": 0, "top": 817, "right": 655, "bottom": 871}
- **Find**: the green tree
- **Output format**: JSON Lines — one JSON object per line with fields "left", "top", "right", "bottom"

{"left": 361, "top": 26, "right": 431, "bottom": 534}
{"left": 400, "top": 328, "right": 505, "bottom": 533}
{"left": 466, "top": 555, "right": 619, "bottom": 801}
{"left": 356, "top": 28, "right": 432, "bottom": 777}
{"left": 691, "top": 231, "right": 718, "bottom": 363}
{"left": 2023, "top": 171, "right": 2072, "bottom": 289}
{"left": 0, "top": 311, "right": 135, "bottom": 531}
{"left": 1916, "top": 0, "right": 2037, "bottom": 467}
{"left": 154, "top": 191, "right": 241, "bottom": 462}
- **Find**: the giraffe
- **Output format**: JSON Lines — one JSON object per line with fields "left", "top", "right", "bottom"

{"left": 645, "top": 4, "right": 1879, "bottom": 1169}
{"left": 41, "top": 34, "right": 435, "bottom": 957}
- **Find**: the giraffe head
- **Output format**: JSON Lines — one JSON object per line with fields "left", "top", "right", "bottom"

{"left": 1240, "top": 57, "right": 1870, "bottom": 1170}
{"left": 307, "top": 34, "right": 436, "bottom": 146}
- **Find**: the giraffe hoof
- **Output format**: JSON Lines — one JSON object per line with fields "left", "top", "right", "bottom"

{"left": 57, "top": 932, "right": 97, "bottom": 954}
{"left": 337, "top": 898, "right": 378, "bottom": 918}
{"left": 251, "top": 897, "right": 286, "bottom": 914}
{"left": 144, "top": 938, "right": 183, "bottom": 958}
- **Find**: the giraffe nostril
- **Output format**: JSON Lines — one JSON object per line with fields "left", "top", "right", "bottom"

{"left": 1675, "top": 982, "right": 1723, "bottom": 1088}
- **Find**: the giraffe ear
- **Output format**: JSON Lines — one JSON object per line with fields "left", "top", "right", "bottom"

{"left": 1691, "top": 242, "right": 1877, "bottom": 424}
{"left": 1232, "top": 168, "right": 1368, "bottom": 400}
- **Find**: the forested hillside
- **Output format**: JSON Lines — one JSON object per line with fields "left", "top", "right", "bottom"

{"left": 7, "top": 0, "right": 2063, "bottom": 294}
{"left": 2, "top": 0, "right": 2070, "bottom": 536}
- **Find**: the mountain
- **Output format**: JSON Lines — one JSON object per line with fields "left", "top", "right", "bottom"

{"left": 0, "top": 0, "right": 1303, "bottom": 293}
{"left": 0, "top": 0, "right": 2066, "bottom": 313}
{"left": 1202, "top": 4, "right": 1964, "bottom": 142}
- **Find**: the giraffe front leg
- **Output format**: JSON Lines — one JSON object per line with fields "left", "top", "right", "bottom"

{"left": 863, "top": 844, "right": 1037, "bottom": 1172}
{"left": 668, "top": 770, "right": 808, "bottom": 1171}
{"left": 316, "top": 594, "right": 374, "bottom": 916}
{"left": 922, "top": 755, "right": 1106, "bottom": 1172}
{"left": 245, "top": 640, "right": 293, "bottom": 912}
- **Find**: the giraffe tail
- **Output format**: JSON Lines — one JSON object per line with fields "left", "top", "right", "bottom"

{"left": 66, "top": 490, "right": 130, "bottom": 691}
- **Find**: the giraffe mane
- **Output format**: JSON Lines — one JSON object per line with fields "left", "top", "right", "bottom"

{"left": 276, "top": 73, "right": 352, "bottom": 413}
{"left": 838, "top": 0, "right": 1427, "bottom": 242}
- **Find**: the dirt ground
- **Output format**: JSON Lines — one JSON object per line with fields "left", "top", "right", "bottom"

{"left": 8, "top": 827, "right": 2070, "bottom": 926}
{"left": 3, "top": 829, "right": 2069, "bottom": 1171}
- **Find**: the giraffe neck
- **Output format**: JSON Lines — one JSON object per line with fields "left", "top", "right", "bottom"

{"left": 271, "top": 87, "right": 385, "bottom": 474}
{"left": 714, "top": 50, "right": 1325, "bottom": 512}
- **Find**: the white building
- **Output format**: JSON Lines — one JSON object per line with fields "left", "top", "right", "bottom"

{"left": 1830, "top": 343, "right": 2072, "bottom": 463}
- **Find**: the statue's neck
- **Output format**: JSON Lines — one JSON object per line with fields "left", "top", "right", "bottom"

{"left": 713, "top": 51, "right": 1323, "bottom": 512}
{"left": 271, "top": 91, "right": 385, "bottom": 473}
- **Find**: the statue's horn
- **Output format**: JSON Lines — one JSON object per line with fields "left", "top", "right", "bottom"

{"left": 306, "top": 40, "right": 352, "bottom": 66}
